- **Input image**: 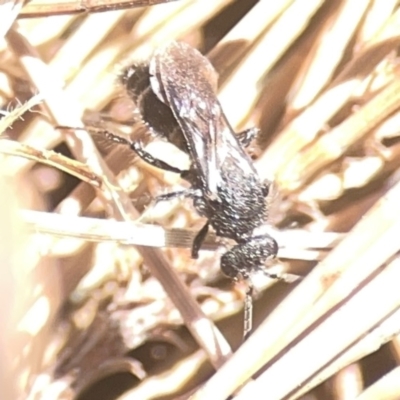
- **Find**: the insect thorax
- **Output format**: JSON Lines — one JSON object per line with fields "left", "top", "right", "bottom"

{"left": 198, "top": 172, "right": 267, "bottom": 242}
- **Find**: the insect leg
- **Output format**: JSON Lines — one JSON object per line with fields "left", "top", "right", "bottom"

{"left": 130, "top": 141, "right": 185, "bottom": 174}
{"left": 192, "top": 221, "right": 210, "bottom": 258}
{"left": 243, "top": 283, "right": 253, "bottom": 340}
{"left": 261, "top": 179, "right": 272, "bottom": 197}
{"left": 101, "top": 131, "right": 186, "bottom": 173}
{"left": 155, "top": 188, "right": 200, "bottom": 203}
{"left": 236, "top": 127, "right": 259, "bottom": 147}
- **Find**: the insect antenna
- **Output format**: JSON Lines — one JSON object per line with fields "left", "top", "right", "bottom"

{"left": 265, "top": 270, "right": 303, "bottom": 284}
{"left": 243, "top": 283, "right": 254, "bottom": 341}
{"left": 243, "top": 270, "right": 302, "bottom": 340}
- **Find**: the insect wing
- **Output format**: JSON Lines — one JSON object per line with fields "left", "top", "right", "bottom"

{"left": 150, "top": 41, "right": 219, "bottom": 195}
{"left": 150, "top": 42, "right": 256, "bottom": 197}
{"left": 219, "top": 112, "right": 259, "bottom": 175}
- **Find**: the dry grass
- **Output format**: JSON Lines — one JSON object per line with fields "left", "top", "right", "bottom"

{"left": 1, "top": 0, "right": 400, "bottom": 399}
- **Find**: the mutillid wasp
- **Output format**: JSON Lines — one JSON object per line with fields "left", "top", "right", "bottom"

{"left": 106, "top": 41, "right": 279, "bottom": 339}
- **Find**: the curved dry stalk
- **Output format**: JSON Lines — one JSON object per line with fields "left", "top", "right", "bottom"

{"left": 219, "top": 0, "right": 326, "bottom": 128}
{"left": 289, "top": 0, "right": 371, "bottom": 110}
{"left": 0, "top": 93, "right": 43, "bottom": 133}
{"left": 19, "top": 0, "right": 180, "bottom": 18}
{"left": 0, "top": 0, "right": 24, "bottom": 39}
{"left": 0, "top": 139, "right": 103, "bottom": 188}
{"left": 277, "top": 77, "right": 400, "bottom": 191}
{"left": 20, "top": 209, "right": 340, "bottom": 260}
{"left": 291, "top": 307, "right": 400, "bottom": 398}
{"left": 355, "top": 367, "right": 400, "bottom": 400}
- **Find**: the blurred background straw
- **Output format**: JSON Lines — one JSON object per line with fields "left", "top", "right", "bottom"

{"left": 1, "top": 0, "right": 400, "bottom": 399}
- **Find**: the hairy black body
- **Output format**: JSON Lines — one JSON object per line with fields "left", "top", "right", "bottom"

{"left": 112, "top": 41, "right": 278, "bottom": 282}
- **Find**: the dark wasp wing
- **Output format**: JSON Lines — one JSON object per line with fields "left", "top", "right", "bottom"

{"left": 149, "top": 41, "right": 258, "bottom": 199}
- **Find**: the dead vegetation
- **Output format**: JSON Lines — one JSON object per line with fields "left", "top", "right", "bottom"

{"left": 1, "top": 1, "right": 400, "bottom": 399}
